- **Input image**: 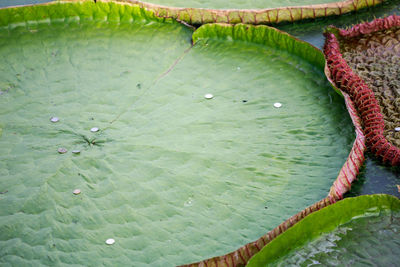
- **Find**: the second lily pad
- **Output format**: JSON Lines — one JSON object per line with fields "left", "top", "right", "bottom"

{"left": 247, "top": 194, "right": 400, "bottom": 266}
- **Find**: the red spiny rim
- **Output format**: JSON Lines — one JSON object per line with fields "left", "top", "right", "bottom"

{"left": 338, "top": 14, "right": 400, "bottom": 38}
{"left": 324, "top": 15, "right": 400, "bottom": 166}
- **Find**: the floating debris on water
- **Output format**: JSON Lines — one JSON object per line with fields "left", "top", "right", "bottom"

{"left": 50, "top": 117, "right": 59, "bottom": 123}
{"left": 184, "top": 197, "right": 193, "bottom": 207}
{"left": 204, "top": 94, "right": 213, "bottom": 99}
{"left": 72, "top": 150, "right": 81, "bottom": 154}
{"left": 274, "top": 102, "right": 282, "bottom": 108}
{"left": 106, "top": 238, "right": 115, "bottom": 245}
{"left": 73, "top": 189, "right": 81, "bottom": 195}
{"left": 242, "top": 100, "right": 248, "bottom": 103}
{"left": 90, "top": 127, "right": 99, "bottom": 132}
{"left": 395, "top": 127, "right": 400, "bottom": 132}
{"left": 58, "top": 148, "right": 67, "bottom": 154}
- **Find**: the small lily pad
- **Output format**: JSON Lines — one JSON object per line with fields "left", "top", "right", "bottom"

{"left": 248, "top": 194, "right": 400, "bottom": 266}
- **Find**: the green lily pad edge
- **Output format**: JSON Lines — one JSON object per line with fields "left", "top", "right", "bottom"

{"left": 0, "top": 0, "right": 326, "bottom": 71}
{"left": 247, "top": 194, "right": 400, "bottom": 266}
{"left": 0, "top": 0, "right": 170, "bottom": 27}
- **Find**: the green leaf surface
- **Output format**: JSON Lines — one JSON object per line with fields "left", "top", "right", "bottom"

{"left": 247, "top": 194, "right": 400, "bottom": 266}
{"left": 192, "top": 23, "right": 325, "bottom": 70}
{"left": 0, "top": 1, "right": 169, "bottom": 28}
{"left": 0, "top": 2, "right": 354, "bottom": 266}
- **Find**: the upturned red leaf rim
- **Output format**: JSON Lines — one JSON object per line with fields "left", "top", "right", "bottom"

{"left": 323, "top": 15, "right": 400, "bottom": 166}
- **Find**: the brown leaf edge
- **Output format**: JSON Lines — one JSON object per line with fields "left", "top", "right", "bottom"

{"left": 77, "top": 0, "right": 384, "bottom": 25}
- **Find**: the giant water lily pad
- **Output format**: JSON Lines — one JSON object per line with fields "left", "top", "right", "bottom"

{"left": 98, "top": 0, "right": 385, "bottom": 25}
{"left": 0, "top": 1, "right": 354, "bottom": 266}
{"left": 247, "top": 194, "right": 400, "bottom": 266}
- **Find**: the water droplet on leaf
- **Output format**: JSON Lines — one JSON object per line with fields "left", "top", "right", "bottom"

{"left": 204, "top": 94, "right": 213, "bottom": 99}
{"left": 106, "top": 238, "right": 115, "bottom": 245}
